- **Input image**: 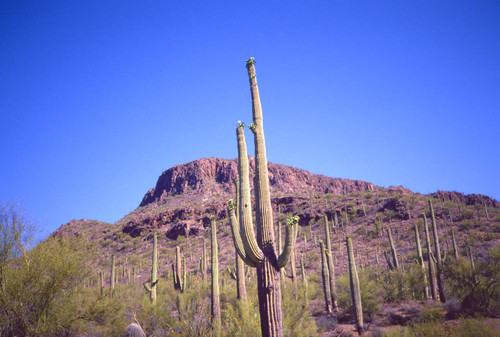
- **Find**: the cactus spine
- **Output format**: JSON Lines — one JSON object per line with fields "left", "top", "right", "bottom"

{"left": 319, "top": 240, "right": 332, "bottom": 314}
{"left": 347, "top": 237, "right": 364, "bottom": 335}
{"left": 143, "top": 233, "right": 158, "bottom": 305}
{"left": 428, "top": 199, "right": 446, "bottom": 303}
{"left": 414, "top": 223, "right": 429, "bottom": 299}
{"left": 227, "top": 58, "right": 298, "bottom": 337}
{"left": 323, "top": 215, "right": 338, "bottom": 311}
{"left": 110, "top": 255, "right": 115, "bottom": 298}
{"left": 423, "top": 213, "right": 438, "bottom": 300}
{"left": 386, "top": 228, "right": 399, "bottom": 270}
{"left": 210, "top": 217, "right": 221, "bottom": 331}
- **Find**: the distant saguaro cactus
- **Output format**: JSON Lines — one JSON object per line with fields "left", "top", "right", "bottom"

{"left": 347, "top": 237, "right": 363, "bottom": 335}
{"left": 323, "top": 215, "right": 338, "bottom": 311}
{"left": 423, "top": 213, "right": 438, "bottom": 300}
{"left": 319, "top": 240, "right": 332, "bottom": 314}
{"left": 429, "top": 199, "right": 446, "bottom": 303}
{"left": 172, "top": 246, "right": 185, "bottom": 293}
{"left": 414, "top": 223, "right": 429, "bottom": 299}
{"left": 110, "top": 255, "right": 115, "bottom": 298}
{"left": 386, "top": 228, "right": 399, "bottom": 270}
{"left": 143, "top": 233, "right": 158, "bottom": 305}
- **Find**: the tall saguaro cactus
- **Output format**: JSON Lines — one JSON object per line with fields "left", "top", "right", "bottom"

{"left": 172, "top": 246, "right": 185, "bottom": 293}
{"left": 227, "top": 58, "right": 298, "bottom": 337}
{"left": 210, "top": 217, "right": 221, "bottom": 331}
{"left": 414, "top": 223, "right": 429, "bottom": 299}
{"left": 386, "top": 228, "right": 399, "bottom": 270}
{"left": 323, "top": 215, "right": 338, "bottom": 311}
{"left": 110, "top": 255, "right": 115, "bottom": 299}
{"left": 347, "top": 237, "right": 363, "bottom": 335}
{"left": 423, "top": 213, "right": 438, "bottom": 300}
{"left": 319, "top": 240, "right": 332, "bottom": 314}
{"left": 143, "top": 233, "right": 158, "bottom": 305}
{"left": 428, "top": 199, "right": 446, "bottom": 303}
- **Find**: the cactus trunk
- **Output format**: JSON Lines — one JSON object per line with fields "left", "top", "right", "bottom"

{"left": 143, "top": 233, "right": 158, "bottom": 305}
{"left": 300, "top": 257, "right": 308, "bottom": 305}
{"left": 210, "top": 217, "right": 221, "bottom": 331}
{"left": 347, "top": 237, "right": 364, "bottom": 335}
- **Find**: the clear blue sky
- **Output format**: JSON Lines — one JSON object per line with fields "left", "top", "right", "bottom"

{"left": 1, "top": 1, "right": 499, "bottom": 239}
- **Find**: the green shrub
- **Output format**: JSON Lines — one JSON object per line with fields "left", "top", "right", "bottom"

{"left": 337, "top": 267, "right": 383, "bottom": 320}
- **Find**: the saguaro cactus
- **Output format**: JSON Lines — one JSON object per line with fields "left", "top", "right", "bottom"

{"left": 423, "top": 213, "right": 438, "bottom": 300}
{"left": 414, "top": 223, "right": 429, "bottom": 299}
{"left": 143, "top": 233, "right": 158, "bottom": 305}
{"left": 319, "top": 240, "right": 332, "bottom": 314}
{"left": 323, "top": 215, "right": 338, "bottom": 311}
{"left": 172, "top": 246, "right": 185, "bottom": 293}
{"left": 347, "top": 237, "right": 363, "bottom": 335}
{"left": 227, "top": 58, "right": 298, "bottom": 337}
{"left": 428, "top": 199, "right": 446, "bottom": 303}
{"left": 300, "top": 257, "right": 308, "bottom": 305}
{"left": 110, "top": 255, "right": 115, "bottom": 298}
{"left": 202, "top": 238, "right": 207, "bottom": 282}
{"left": 451, "top": 229, "right": 459, "bottom": 261}
{"left": 386, "top": 228, "right": 399, "bottom": 270}
{"left": 210, "top": 217, "right": 221, "bottom": 331}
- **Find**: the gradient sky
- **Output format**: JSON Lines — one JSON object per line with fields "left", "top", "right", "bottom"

{"left": 1, "top": 1, "right": 499, "bottom": 239}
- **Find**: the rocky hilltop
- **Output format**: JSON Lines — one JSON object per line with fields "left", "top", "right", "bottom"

{"left": 120, "top": 157, "right": 376, "bottom": 239}
{"left": 139, "top": 157, "right": 376, "bottom": 207}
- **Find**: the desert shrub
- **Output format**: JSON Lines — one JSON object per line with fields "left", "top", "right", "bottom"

{"left": 380, "top": 318, "right": 498, "bottom": 337}
{"left": 443, "top": 246, "right": 500, "bottom": 317}
{"left": 0, "top": 236, "right": 116, "bottom": 336}
{"left": 419, "top": 303, "right": 444, "bottom": 323}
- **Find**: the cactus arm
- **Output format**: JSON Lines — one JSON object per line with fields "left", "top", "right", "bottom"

{"left": 227, "top": 266, "right": 237, "bottom": 280}
{"left": 236, "top": 125, "right": 264, "bottom": 264}
{"left": 227, "top": 200, "right": 257, "bottom": 267}
{"left": 277, "top": 216, "right": 298, "bottom": 268}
